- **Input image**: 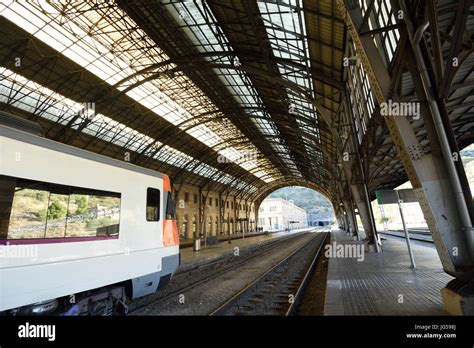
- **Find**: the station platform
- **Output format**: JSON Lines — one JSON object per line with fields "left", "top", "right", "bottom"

{"left": 325, "top": 230, "right": 453, "bottom": 315}
{"left": 179, "top": 230, "right": 277, "bottom": 248}
{"left": 178, "top": 228, "right": 314, "bottom": 271}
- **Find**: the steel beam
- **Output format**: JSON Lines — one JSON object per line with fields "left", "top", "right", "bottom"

{"left": 336, "top": 0, "right": 474, "bottom": 281}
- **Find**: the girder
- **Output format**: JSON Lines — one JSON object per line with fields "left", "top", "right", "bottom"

{"left": 0, "top": 0, "right": 472, "bottom": 225}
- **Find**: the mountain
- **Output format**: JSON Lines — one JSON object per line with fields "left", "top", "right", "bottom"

{"left": 461, "top": 144, "right": 474, "bottom": 195}
{"left": 266, "top": 186, "right": 333, "bottom": 218}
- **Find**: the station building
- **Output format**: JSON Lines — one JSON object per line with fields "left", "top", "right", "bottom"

{"left": 258, "top": 198, "right": 308, "bottom": 231}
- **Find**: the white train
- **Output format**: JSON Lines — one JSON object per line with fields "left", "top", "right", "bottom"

{"left": 0, "top": 112, "right": 180, "bottom": 315}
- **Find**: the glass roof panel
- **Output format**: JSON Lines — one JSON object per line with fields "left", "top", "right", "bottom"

{"left": 0, "top": 67, "right": 256, "bottom": 191}
{"left": 2, "top": 0, "right": 275, "bottom": 183}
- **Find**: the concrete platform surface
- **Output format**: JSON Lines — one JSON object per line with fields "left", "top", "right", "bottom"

{"left": 325, "top": 230, "right": 453, "bottom": 315}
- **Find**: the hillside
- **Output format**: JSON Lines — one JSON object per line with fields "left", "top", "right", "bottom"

{"left": 461, "top": 144, "right": 474, "bottom": 194}
{"left": 266, "top": 186, "right": 333, "bottom": 218}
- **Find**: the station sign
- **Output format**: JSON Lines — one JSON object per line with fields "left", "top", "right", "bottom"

{"left": 375, "top": 189, "right": 418, "bottom": 204}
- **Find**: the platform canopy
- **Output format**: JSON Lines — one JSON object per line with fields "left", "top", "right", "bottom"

{"left": 0, "top": 0, "right": 472, "bottom": 204}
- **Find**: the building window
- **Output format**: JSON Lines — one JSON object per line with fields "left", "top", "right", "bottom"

{"left": 1, "top": 175, "right": 121, "bottom": 240}
{"left": 259, "top": 207, "right": 264, "bottom": 212}
{"left": 215, "top": 198, "right": 219, "bottom": 207}
{"left": 184, "top": 192, "right": 189, "bottom": 202}
{"left": 146, "top": 188, "right": 160, "bottom": 221}
{"left": 226, "top": 201, "right": 229, "bottom": 208}
{"left": 181, "top": 215, "right": 188, "bottom": 237}
{"left": 193, "top": 194, "right": 198, "bottom": 204}
{"left": 269, "top": 206, "right": 277, "bottom": 212}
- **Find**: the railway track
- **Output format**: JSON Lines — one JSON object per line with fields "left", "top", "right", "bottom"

{"left": 379, "top": 230, "right": 433, "bottom": 243}
{"left": 209, "top": 232, "right": 328, "bottom": 316}
{"left": 128, "top": 231, "right": 316, "bottom": 314}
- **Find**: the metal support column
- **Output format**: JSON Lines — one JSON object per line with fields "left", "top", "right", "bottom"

{"left": 337, "top": 0, "right": 474, "bottom": 280}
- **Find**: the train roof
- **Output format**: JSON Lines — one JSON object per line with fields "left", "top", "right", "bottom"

{"left": 0, "top": 111, "right": 44, "bottom": 137}
{"left": 0, "top": 119, "right": 163, "bottom": 180}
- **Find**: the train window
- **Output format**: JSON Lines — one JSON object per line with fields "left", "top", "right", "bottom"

{"left": 165, "top": 192, "right": 176, "bottom": 219}
{"left": 146, "top": 188, "right": 160, "bottom": 221}
{"left": 45, "top": 190, "right": 69, "bottom": 238}
{"left": 66, "top": 188, "right": 121, "bottom": 237}
{"left": 0, "top": 175, "right": 121, "bottom": 240}
{"left": 3, "top": 177, "right": 50, "bottom": 239}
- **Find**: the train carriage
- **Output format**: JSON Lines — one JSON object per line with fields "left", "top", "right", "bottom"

{"left": 0, "top": 112, "right": 180, "bottom": 315}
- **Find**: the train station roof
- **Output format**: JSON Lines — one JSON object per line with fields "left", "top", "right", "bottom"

{"left": 0, "top": 0, "right": 472, "bottom": 203}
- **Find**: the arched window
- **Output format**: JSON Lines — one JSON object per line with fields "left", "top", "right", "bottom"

{"left": 182, "top": 214, "right": 188, "bottom": 238}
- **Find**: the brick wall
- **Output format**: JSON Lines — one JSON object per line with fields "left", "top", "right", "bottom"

{"left": 173, "top": 184, "right": 257, "bottom": 241}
